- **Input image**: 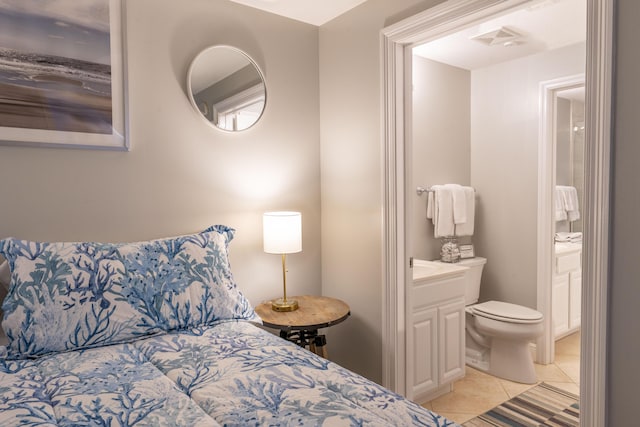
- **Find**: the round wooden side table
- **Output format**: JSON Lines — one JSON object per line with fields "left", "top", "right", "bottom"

{"left": 255, "top": 295, "right": 350, "bottom": 358}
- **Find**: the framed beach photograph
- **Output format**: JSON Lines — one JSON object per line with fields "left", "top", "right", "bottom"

{"left": 0, "top": 0, "right": 128, "bottom": 150}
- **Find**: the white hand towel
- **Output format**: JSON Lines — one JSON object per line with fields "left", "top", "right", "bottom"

{"left": 454, "top": 186, "right": 475, "bottom": 237}
{"left": 555, "top": 187, "right": 568, "bottom": 221}
{"left": 445, "top": 183, "right": 467, "bottom": 224}
{"left": 432, "top": 185, "right": 455, "bottom": 238}
{"left": 426, "top": 190, "right": 434, "bottom": 220}
{"left": 556, "top": 185, "right": 580, "bottom": 222}
{"left": 564, "top": 186, "right": 580, "bottom": 221}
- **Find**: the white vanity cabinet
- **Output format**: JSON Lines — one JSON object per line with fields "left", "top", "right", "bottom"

{"left": 407, "top": 261, "right": 467, "bottom": 403}
{"left": 552, "top": 243, "right": 582, "bottom": 339}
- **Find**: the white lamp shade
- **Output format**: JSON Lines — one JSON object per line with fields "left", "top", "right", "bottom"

{"left": 263, "top": 211, "right": 302, "bottom": 254}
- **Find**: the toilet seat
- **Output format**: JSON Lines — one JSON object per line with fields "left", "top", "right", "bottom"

{"left": 470, "top": 301, "right": 543, "bottom": 324}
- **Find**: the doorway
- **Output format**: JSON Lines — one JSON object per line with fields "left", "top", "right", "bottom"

{"left": 538, "top": 74, "right": 585, "bottom": 365}
{"left": 380, "top": 1, "right": 613, "bottom": 426}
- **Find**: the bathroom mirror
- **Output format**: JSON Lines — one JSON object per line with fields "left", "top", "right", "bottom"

{"left": 555, "top": 85, "right": 585, "bottom": 234}
{"left": 187, "top": 45, "right": 266, "bottom": 132}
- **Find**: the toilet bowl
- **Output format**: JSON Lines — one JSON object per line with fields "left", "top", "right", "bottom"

{"left": 438, "top": 257, "right": 544, "bottom": 384}
{"left": 466, "top": 300, "right": 543, "bottom": 383}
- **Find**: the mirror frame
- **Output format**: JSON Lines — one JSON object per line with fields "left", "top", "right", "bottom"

{"left": 187, "top": 45, "right": 267, "bottom": 132}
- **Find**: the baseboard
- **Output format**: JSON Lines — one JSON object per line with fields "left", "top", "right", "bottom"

{"left": 415, "top": 383, "right": 454, "bottom": 405}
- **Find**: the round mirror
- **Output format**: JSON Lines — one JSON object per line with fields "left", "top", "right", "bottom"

{"left": 187, "top": 45, "right": 266, "bottom": 132}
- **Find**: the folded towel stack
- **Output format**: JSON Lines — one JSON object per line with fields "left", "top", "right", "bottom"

{"left": 555, "top": 186, "right": 581, "bottom": 222}
{"left": 555, "top": 232, "right": 583, "bottom": 244}
{"left": 426, "top": 184, "right": 475, "bottom": 238}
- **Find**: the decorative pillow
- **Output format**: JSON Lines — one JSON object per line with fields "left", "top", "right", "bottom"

{"left": 0, "top": 225, "right": 260, "bottom": 358}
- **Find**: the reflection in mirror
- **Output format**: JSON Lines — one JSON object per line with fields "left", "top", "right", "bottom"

{"left": 555, "top": 85, "right": 585, "bottom": 234}
{"left": 187, "top": 45, "right": 266, "bottom": 131}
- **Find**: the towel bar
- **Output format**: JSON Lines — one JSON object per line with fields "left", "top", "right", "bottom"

{"left": 416, "top": 185, "right": 476, "bottom": 196}
{"left": 416, "top": 186, "right": 429, "bottom": 196}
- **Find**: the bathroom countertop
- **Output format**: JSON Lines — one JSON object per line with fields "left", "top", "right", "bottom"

{"left": 413, "top": 259, "right": 468, "bottom": 282}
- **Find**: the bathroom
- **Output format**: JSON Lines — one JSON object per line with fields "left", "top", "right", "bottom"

{"left": 408, "top": 0, "right": 584, "bottom": 396}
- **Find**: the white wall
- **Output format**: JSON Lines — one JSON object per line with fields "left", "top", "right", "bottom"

{"left": 609, "top": 0, "right": 640, "bottom": 423}
{"left": 319, "top": 0, "right": 444, "bottom": 383}
{"left": 412, "top": 56, "right": 471, "bottom": 261}
{"left": 0, "top": 0, "right": 321, "bottom": 309}
{"left": 470, "top": 42, "right": 585, "bottom": 307}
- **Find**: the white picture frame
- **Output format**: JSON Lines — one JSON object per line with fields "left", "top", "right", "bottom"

{"left": 0, "top": 0, "right": 128, "bottom": 150}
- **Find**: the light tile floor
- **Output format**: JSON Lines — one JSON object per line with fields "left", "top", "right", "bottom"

{"left": 422, "top": 332, "right": 581, "bottom": 424}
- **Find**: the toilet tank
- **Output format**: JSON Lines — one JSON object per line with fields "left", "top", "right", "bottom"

{"left": 456, "top": 257, "right": 487, "bottom": 305}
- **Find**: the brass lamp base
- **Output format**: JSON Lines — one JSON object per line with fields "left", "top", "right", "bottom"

{"left": 272, "top": 298, "right": 299, "bottom": 312}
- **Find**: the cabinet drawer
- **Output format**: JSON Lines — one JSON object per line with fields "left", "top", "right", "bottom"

{"left": 556, "top": 252, "right": 581, "bottom": 274}
{"left": 412, "top": 276, "right": 465, "bottom": 311}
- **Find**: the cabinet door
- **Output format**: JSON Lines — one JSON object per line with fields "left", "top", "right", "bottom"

{"left": 438, "top": 299, "right": 465, "bottom": 384}
{"left": 569, "top": 271, "right": 582, "bottom": 329}
{"left": 552, "top": 274, "right": 570, "bottom": 337}
{"left": 408, "top": 308, "right": 438, "bottom": 399}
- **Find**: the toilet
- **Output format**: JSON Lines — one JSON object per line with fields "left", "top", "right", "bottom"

{"left": 453, "top": 257, "right": 544, "bottom": 384}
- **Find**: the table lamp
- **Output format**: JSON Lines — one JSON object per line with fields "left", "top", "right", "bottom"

{"left": 263, "top": 211, "right": 302, "bottom": 312}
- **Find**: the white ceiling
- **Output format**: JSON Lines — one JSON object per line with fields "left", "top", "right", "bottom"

{"left": 413, "top": 0, "right": 586, "bottom": 70}
{"left": 226, "top": 0, "right": 585, "bottom": 69}
{"left": 227, "top": 0, "right": 368, "bottom": 26}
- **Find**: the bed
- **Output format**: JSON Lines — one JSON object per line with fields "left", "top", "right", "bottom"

{"left": 0, "top": 226, "right": 458, "bottom": 426}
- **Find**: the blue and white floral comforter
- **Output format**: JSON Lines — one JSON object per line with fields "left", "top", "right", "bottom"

{"left": 0, "top": 321, "right": 457, "bottom": 426}
{"left": 0, "top": 228, "right": 458, "bottom": 426}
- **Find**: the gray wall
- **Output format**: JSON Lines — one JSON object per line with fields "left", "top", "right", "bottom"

{"left": 319, "top": 0, "right": 443, "bottom": 383}
{"left": 609, "top": 0, "right": 640, "bottom": 423}
{"left": 470, "top": 42, "right": 585, "bottom": 307}
{"left": 0, "top": 0, "right": 321, "bottom": 309}
{"left": 411, "top": 56, "right": 471, "bottom": 261}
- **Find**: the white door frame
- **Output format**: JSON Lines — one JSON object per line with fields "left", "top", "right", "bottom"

{"left": 380, "top": 1, "right": 612, "bottom": 426}
{"left": 537, "top": 74, "right": 585, "bottom": 366}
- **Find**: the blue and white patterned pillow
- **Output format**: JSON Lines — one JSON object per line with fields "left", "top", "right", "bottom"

{"left": 0, "top": 225, "right": 260, "bottom": 358}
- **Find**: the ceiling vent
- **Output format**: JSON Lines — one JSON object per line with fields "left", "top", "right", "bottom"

{"left": 470, "top": 27, "right": 526, "bottom": 47}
